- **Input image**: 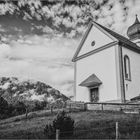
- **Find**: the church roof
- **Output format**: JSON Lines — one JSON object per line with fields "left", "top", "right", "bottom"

{"left": 127, "top": 15, "right": 140, "bottom": 40}
{"left": 94, "top": 21, "right": 140, "bottom": 52}
{"left": 130, "top": 95, "right": 140, "bottom": 101}
{"left": 79, "top": 74, "right": 102, "bottom": 87}
{"left": 72, "top": 21, "right": 140, "bottom": 62}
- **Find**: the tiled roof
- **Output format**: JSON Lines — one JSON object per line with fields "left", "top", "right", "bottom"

{"left": 94, "top": 21, "right": 140, "bottom": 52}
{"left": 79, "top": 74, "right": 102, "bottom": 87}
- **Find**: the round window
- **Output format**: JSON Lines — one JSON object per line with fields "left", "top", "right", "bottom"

{"left": 91, "top": 41, "right": 95, "bottom": 46}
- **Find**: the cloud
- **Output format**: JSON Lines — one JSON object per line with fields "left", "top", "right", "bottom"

{"left": 0, "top": 35, "right": 79, "bottom": 96}
{"left": 18, "top": 0, "right": 41, "bottom": 9}
{"left": 0, "top": 3, "right": 16, "bottom": 15}
{"left": 1, "top": 0, "right": 140, "bottom": 97}
{"left": 94, "top": 0, "right": 140, "bottom": 37}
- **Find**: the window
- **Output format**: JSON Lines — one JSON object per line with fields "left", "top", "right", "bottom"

{"left": 124, "top": 55, "right": 131, "bottom": 80}
{"left": 91, "top": 41, "right": 95, "bottom": 46}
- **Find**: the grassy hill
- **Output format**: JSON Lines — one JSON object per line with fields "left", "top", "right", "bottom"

{"left": 0, "top": 110, "right": 140, "bottom": 139}
{"left": 0, "top": 77, "right": 69, "bottom": 119}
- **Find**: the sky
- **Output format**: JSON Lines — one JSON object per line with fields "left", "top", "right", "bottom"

{"left": 0, "top": 0, "right": 140, "bottom": 97}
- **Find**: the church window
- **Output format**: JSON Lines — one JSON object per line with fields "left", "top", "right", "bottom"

{"left": 91, "top": 41, "right": 95, "bottom": 46}
{"left": 124, "top": 55, "right": 131, "bottom": 80}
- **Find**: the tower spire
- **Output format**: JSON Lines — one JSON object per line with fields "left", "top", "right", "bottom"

{"left": 127, "top": 14, "right": 140, "bottom": 40}
{"left": 135, "top": 14, "right": 140, "bottom": 24}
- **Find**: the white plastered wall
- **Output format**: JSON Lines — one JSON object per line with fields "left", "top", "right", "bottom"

{"left": 75, "top": 46, "right": 118, "bottom": 102}
{"left": 78, "top": 25, "right": 114, "bottom": 57}
{"left": 122, "top": 47, "right": 140, "bottom": 100}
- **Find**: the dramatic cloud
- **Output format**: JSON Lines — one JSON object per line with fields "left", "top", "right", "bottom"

{"left": 0, "top": 0, "right": 140, "bottom": 97}
{"left": 0, "top": 36, "right": 78, "bottom": 96}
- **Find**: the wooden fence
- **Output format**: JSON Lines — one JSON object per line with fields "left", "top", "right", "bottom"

{"left": 55, "top": 121, "right": 122, "bottom": 140}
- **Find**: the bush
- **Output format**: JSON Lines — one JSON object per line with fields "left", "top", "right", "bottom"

{"left": 0, "top": 97, "right": 11, "bottom": 119}
{"left": 49, "top": 99, "right": 66, "bottom": 109}
{"left": 34, "top": 100, "right": 47, "bottom": 111}
{"left": 44, "top": 111, "right": 74, "bottom": 139}
{"left": 0, "top": 97, "right": 9, "bottom": 113}
{"left": 12, "top": 101, "right": 26, "bottom": 115}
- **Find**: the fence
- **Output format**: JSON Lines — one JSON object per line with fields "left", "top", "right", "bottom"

{"left": 20, "top": 101, "right": 140, "bottom": 123}
{"left": 54, "top": 121, "right": 140, "bottom": 139}
{"left": 65, "top": 101, "right": 140, "bottom": 113}
{"left": 66, "top": 101, "right": 86, "bottom": 111}
{"left": 86, "top": 102, "right": 140, "bottom": 113}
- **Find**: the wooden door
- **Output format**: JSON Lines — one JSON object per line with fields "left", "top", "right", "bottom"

{"left": 90, "top": 88, "right": 99, "bottom": 102}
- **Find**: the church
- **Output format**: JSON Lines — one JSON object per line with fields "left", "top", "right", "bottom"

{"left": 72, "top": 15, "right": 140, "bottom": 103}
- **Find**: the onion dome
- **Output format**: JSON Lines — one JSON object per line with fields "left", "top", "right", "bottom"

{"left": 127, "top": 15, "right": 140, "bottom": 40}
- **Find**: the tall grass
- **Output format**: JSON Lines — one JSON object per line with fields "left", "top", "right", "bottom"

{"left": 0, "top": 110, "right": 140, "bottom": 139}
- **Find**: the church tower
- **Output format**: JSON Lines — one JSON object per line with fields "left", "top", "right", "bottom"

{"left": 127, "top": 15, "right": 140, "bottom": 46}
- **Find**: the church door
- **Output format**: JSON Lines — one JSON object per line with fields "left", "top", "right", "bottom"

{"left": 90, "top": 88, "right": 99, "bottom": 102}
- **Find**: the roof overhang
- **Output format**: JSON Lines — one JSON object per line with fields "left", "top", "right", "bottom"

{"left": 79, "top": 74, "right": 102, "bottom": 88}
{"left": 130, "top": 95, "right": 140, "bottom": 101}
{"left": 72, "top": 21, "right": 140, "bottom": 63}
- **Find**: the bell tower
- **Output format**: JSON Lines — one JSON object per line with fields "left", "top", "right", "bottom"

{"left": 127, "top": 15, "right": 140, "bottom": 46}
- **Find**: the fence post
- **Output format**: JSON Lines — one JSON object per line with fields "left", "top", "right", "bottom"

{"left": 56, "top": 129, "right": 60, "bottom": 140}
{"left": 84, "top": 103, "right": 87, "bottom": 111}
{"left": 116, "top": 122, "right": 119, "bottom": 140}
{"left": 101, "top": 104, "right": 103, "bottom": 111}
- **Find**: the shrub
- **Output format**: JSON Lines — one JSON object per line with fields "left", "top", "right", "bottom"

{"left": 0, "top": 96, "right": 9, "bottom": 113}
{"left": 34, "top": 100, "right": 47, "bottom": 111}
{"left": 44, "top": 111, "right": 74, "bottom": 139}
{"left": 50, "top": 99, "right": 66, "bottom": 109}
{"left": 13, "top": 101, "right": 26, "bottom": 115}
{"left": 0, "top": 97, "right": 10, "bottom": 119}
{"left": 44, "top": 123, "right": 55, "bottom": 138}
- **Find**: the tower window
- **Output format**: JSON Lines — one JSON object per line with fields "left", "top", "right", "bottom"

{"left": 124, "top": 55, "right": 131, "bottom": 80}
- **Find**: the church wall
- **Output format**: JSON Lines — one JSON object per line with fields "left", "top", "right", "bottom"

{"left": 75, "top": 46, "right": 118, "bottom": 102}
{"left": 77, "top": 23, "right": 114, "bottom": 57}
{"left": 122, "top": 47, "right": 140, "bottom": 100}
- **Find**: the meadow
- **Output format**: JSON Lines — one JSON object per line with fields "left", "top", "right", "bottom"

{"left": 0, "top": 110, "right": 140, "bottom": 139}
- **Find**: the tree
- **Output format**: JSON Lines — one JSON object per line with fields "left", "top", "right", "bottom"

{"left": 0, "top": 97, "right": 8, "bottom": 112}
{"left": 13, "top": 101, "right": 26, "bottom": 115}
{"left": 44, "top": 111, "right": 74, "bottom": 138}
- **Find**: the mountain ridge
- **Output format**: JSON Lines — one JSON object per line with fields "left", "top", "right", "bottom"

{"left": 0, "top": 76, "right": 69, "bottom": 119}
{"left": 0, "top": 77, "right": 69, "bottom": 104}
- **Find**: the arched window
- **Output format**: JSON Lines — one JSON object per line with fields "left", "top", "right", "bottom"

{"left": 124, "top": 55, "right": 131, "bottom": 80}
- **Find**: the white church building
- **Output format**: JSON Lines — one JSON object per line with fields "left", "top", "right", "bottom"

{"left": 72, "top": 15, "right": 140, "bottom": 103}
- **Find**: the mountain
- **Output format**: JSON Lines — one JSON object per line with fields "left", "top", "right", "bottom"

{"left": 0, "top": 77, "right": 69, "bottom": 105}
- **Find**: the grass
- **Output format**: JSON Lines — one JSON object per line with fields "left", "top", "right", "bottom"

{"left": 0, "top": 108, "right": 63, "bottom": 125}
{"left": 0, "top": 110, "right": 140, "bottom": 139}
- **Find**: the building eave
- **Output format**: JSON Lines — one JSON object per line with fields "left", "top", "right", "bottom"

{"left": 72, "top": 21, "right": 118, "bottom": 62}
{"left": 119, "top": 41, "right": 140, "bottom": 54}
{"left": 72, "top": 22, "right": 93, "bottom": 62}
{"left": 72, "top": 41, "right": 118, "bottom": 62}
{"left": 72, "top": 20, "right": 140, "bottom": 62}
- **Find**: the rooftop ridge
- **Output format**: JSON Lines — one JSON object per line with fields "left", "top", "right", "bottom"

{"left": 92, "top": 21, "right": 140, "bottom": 51}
